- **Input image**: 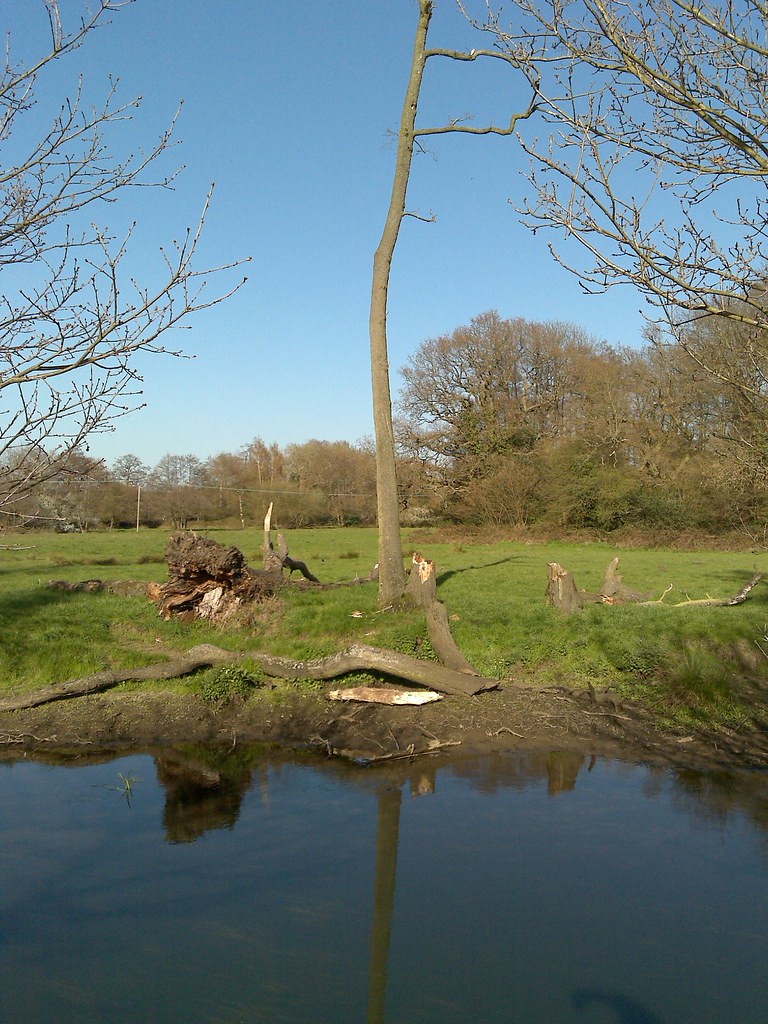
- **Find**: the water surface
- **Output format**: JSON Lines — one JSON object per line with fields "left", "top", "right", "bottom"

{"left": 1, "top": 746, "right": 766, "bottom": 1023}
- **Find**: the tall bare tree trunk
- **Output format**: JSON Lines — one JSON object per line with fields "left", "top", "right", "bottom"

{"left": 369, "top": 0, "right": 433, "bottom": 607}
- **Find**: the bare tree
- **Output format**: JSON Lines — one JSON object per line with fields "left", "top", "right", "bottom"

{"left": 460, "top": 0, "right": 768, "bottom": 389}
{"left": 0, "top": 1, "right": 247, "bottom": 516}
{"left": 110, "top": 453, "right": 148, "bottom": 487}
{"left": 399, "top": 311, "right": 596, "bottom": 467}
{"left": 370, "top": 0, "right": 537, "bottom": 605}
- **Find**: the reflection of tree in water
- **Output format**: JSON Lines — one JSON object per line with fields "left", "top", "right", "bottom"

{"left": 667, "top": 768, "right": 768, "bottom": 847}
{"left": 446, "top": 748, "right": 592, "bottom": 796}
{"left": 367, "top": 785, "right": 401, "bottom": 1024}
{"left": 546, "top": 750, "right": 588, "bottom": 796}
{"left": 154, "top": 746, "right": 260, "bottom": 844}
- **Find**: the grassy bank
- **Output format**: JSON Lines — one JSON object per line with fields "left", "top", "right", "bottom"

{"left": 1, "top": 527, "right": 767, "bottom": 730}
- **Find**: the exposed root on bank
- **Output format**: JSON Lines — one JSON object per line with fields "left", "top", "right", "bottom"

{"left": 0, "top": 641, "right": 500, "bottom": 713}
{"left": 0, "top": 646, "right": 236, "bottom": 712}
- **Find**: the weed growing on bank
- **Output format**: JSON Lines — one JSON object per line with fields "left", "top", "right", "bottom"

{"left": 191, "top": 663, "right": 267, "bottom": 709}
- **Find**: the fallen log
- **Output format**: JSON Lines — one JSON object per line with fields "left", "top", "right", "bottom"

{"left": 47, "top": 579, "right": 108, "bottom": 593}
{"left": 247, "top": 644, "right": 498, "bottom": 696}
{"left": 0, "top": 639, "right": 499, "bottom": 713}
{"left": 0, "top": 644, "right": 234, "bottom": 712}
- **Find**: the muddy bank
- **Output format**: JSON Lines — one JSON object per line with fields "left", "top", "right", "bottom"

{"left": 1, "top": 679, "right": 767, "bottom": 776}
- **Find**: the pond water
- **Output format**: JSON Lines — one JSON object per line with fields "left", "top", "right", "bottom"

{"left": 1, "top": 745, "right": 767, "bottom": 1024}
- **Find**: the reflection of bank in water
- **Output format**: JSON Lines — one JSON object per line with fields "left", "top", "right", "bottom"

{"left": 140, "top": 740, "right": 768, "bottom": 849}
{"left": 4, "top": 741, "right": 765, "bottom": 1024}
{"left": 153, "top": 744, "right": 287, "bottom": 844}
{"left": 151, "top": 743, "right": 444, "bottom": 846}
{"left": 155, "top": 749, "right": 251, "bottom": 843}
{"left": 444, "top": 747, "right": 594, "bottom": 797}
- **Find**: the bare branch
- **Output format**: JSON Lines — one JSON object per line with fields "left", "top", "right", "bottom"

{"left": 0, "top": 3, "right": 249, "bottom": 508}
{"left": 458, "top": 0, "right": 768, "bottom": 388}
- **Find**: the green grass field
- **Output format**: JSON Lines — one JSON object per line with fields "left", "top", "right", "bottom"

{"left": 1, "top": 526, "right": 766, "bottom": 727}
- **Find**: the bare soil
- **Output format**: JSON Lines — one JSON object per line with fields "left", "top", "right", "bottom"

{"left": 2, "top": 674, "right": 767, "bottom": 775}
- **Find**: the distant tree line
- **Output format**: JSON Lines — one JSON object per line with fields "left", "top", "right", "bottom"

{"left": 2, "top": 438, "right": 388, "bottom": 533}
{"left": 3, "top": 309, "right": 767, "bottom": 539}
{"left": 399, "top": 310, "right": 768, "bottom": 536}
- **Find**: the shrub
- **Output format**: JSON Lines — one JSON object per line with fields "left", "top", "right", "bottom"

{"left": 192, "top": 663, "right": 264, "bottom": 708}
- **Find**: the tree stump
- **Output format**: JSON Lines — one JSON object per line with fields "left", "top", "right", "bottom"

{"left": 599, "top": 557, "right": 647, "bottom": 604}
{"left": 262, "top": 503, "right": 319, "bottom": 581}
{"left": 262, "top": 502, "right": 286, "bottom": 574}
{"left": 406, "top": 553, "right": 479, "bottom": 674}
{"left": 545, "top": 562, "right": 589, "bottom": 613}
{"left": 545, "top": 557, "right": 760, "bottom": 611}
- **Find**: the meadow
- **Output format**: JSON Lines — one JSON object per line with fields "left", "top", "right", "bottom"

{"left": 1, "top": 526, "right": 767, "bottom": 728}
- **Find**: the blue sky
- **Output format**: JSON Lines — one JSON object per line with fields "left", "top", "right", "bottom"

{"left": 8, "top": 0, "right": 650, "bottom": 469}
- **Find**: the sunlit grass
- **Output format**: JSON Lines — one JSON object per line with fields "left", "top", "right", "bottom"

{"left": 1, "top": 527, "right": 767, "bottom": 727}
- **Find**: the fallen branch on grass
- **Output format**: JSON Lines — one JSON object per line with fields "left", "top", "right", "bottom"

{"left": 246, "top": 644, "right": 498, "bottom": 696}
{"left": 0, "top": 640, "right": 499, "bottom": 713}
{"left": 640, "top": 572, "right": 765, "bottom": 607}
{"left": 0, "top": 645, "right": 235, "bottom": 712}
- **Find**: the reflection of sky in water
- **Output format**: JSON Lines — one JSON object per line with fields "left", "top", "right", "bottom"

{"left": 0, "top": 749, "right": 766, "bottom": 1024}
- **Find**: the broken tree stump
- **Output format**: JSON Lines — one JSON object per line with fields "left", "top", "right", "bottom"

{"left": 262, "top": 502, "right": 285, "bottom": 573}
{"left": 406, "top": 553, "right": 480, "bottom": 675}
{"left": 545, "top": 563, "right": 589, "bottom": 613}
{"left": 546, "top": 558, "right": 764, "bottom": 612}
{"left": 599, "top": 557, "right": 648, "bottom": 604}
{"left": 262, "top": 503, "right": 319, "bottom": 581}
{"left": 545, "top": 557, "right": 648, "bottom": 612}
